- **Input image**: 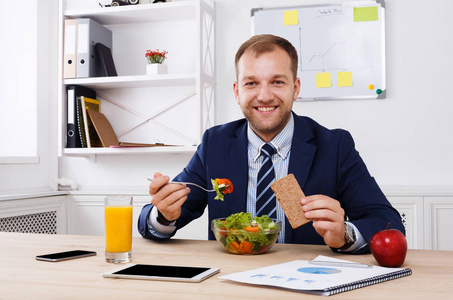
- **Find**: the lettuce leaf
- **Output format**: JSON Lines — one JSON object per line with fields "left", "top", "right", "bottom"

{"left": 211, "top": 178, "right": 225, "bottom": 201}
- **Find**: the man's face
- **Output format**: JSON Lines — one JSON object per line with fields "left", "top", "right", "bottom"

{"left": 234, "top": 48, "right": 300, "bottom": 142}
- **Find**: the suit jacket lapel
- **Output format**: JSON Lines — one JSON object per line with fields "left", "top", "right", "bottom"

{"left": 225, "top": 123, "right": 249, "bottom": 215}
{"left": 285, "top": 114, "right": 317, "bottom": 242}
{"left": 288, "top": 115, "right": 317, "bottom": 191}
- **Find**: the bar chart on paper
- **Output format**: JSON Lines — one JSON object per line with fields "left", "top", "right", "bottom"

{"left": 297, "top": 267, "right": 342, "bottom": 274}
{"left": 252, "top": 1, "right": 386, "bottom": 100}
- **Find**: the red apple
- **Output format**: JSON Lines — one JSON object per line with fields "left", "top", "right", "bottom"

{"left": 370, "top": 225, "right": 407, "bottom": 267}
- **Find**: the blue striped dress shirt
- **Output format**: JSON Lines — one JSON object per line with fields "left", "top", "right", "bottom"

{"left": 246, "top": 114, "right": 294, "bottom": 243}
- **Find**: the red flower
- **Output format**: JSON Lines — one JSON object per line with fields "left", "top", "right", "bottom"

{"left": 145, "top": 49, "right": 168, "bottom": 64}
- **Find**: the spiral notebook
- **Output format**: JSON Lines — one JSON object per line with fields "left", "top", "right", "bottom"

{"left": 219, "top": 255, "right": 412, "bottom": 296}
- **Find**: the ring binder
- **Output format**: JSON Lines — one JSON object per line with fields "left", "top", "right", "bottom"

{"left": 66, "top": 85, "right": 96, "bottom": 148}
{"left": 76, "top": 18, "right": 113, "bottom": 78}
{"left": 63, "top": 19, "right": 77, "bottom": 78}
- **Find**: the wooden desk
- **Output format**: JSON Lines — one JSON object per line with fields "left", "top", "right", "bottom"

{"left": 1, "top": 232, "right": 452, "bottom": 299}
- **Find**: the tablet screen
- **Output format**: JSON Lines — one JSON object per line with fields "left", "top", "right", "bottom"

{"left": 113, "top": 264, "right": 211, "bottom": 279}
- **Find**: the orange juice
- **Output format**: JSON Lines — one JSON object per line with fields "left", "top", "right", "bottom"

{"left": 105, "top": 205, "right": 133, "bottom": 253}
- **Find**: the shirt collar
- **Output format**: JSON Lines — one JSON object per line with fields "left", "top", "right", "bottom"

{"left": 248, "top": 114, "right": 294, "bottom": 162}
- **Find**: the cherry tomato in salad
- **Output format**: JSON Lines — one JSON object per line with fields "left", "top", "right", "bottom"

{"left": 216, "top": 178, "right": 233, "bottom": 194}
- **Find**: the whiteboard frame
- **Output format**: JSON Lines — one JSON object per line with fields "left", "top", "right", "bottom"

{"left": 251, "top": 0, "right": 386, "bottom": 101}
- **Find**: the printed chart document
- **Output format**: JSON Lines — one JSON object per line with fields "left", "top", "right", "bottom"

{"left": 219, "top": 256, "right": 412, "bottom": 296}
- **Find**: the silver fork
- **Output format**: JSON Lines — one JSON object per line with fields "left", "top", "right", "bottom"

{"left": 147, "top": 178, "right": 215, "bottom": 192}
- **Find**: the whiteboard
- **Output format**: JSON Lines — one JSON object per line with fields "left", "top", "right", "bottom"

{"left": 252, "top": 0, "right": 386, "bottom": 100}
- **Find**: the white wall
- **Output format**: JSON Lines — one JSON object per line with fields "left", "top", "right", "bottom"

{"left": 55, "top": 0, "right": 452, "bottom": 190}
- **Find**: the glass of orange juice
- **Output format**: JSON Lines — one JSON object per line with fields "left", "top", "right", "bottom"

{"left": 104, "top": 195, "right": 133, "bottom": 263}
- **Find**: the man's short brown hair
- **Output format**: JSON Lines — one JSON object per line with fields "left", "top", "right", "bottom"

{"left": 235, "top": 34, "right": 298, "bottom": 81}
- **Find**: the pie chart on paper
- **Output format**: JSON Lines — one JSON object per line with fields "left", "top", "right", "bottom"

{"left": 297, "top": 267, "right": 342, "bottom": 275}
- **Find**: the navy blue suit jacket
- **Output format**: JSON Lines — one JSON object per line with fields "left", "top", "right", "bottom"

{"left": 138, "top": 113, "right": 404, "bottom": 254}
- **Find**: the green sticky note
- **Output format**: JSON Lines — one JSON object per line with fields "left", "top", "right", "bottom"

{"left": 283, "top": 10, "right": 299, "bottom": 26}
{"left": 316, "top": 72, "right": 331, "bottom": 88}
{"left": 354, "top": 6, "right": 378, "bottom": 22}
{"left": 337, "top": 72, "right": 353, "bottom": 87}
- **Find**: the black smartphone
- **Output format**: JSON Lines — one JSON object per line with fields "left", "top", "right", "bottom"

{"left": 103, "top": 264, "right": 220, "bottom": 282}
{"left": 35, "top": 250, "right": 97, "bottom": 262}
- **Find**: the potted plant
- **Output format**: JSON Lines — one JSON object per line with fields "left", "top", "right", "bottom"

{"left": 145, "top": 49, "right": 168, "bottom": 75}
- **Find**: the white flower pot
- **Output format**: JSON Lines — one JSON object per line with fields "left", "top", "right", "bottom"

{"left": 146, "top": 63, "right": 167, "bottom": 75}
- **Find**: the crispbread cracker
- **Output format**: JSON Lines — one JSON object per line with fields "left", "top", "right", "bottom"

{"left": 271, "top": 173, "right": 311, "bottom": 229}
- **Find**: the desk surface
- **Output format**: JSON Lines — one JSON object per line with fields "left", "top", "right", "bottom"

{"left": 1, "top": 232, "right": 452, "bottom": 299}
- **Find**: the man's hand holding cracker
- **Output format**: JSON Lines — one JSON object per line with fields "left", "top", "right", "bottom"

{"left": 301, "top": 195, "right": 346, "bottom": 249}
{"left": 271, "top": 174, "right": 348, "bottom": 249}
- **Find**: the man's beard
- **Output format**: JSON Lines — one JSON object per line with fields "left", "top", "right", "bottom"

{"left": 241, "top": 107, "right": 291, "bottom": 138}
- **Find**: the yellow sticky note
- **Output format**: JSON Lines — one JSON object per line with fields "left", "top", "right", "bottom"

{"left": 354, "top": 6, "right": 378, "bottom": 22}
{"left": 283, "top": 10, "right": 299, "bottom": 26}
{"left": 337, "top": 72, "right": 353, "bottom": 87}
{"left": 316, "top": 72, "right": 331, "bottom": 88}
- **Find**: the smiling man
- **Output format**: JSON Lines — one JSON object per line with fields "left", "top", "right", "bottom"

{"left": 234, "top": 45, "right": 299, "bottom": 143}
{"left": 138, "top": 34, "right": 404, "bottom": 254}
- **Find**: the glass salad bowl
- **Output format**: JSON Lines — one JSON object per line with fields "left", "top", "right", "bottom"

{"left": 211, "top": 213, "right": 281, "bottom": 255}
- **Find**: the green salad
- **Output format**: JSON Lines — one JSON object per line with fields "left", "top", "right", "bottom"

{"left": 210, "top": 178, "right": 233, "bottom": 201}
{"left": 212, "top": 212, "right": 280, "bottom": 254}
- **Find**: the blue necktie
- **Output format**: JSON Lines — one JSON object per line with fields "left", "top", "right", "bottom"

{"left": 256, "top": 143, "right": 277, "bottom": 218}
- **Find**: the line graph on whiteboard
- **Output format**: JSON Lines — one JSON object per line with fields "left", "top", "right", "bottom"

{"left": 298, "top": 27, "right": 375, "bottom": 73}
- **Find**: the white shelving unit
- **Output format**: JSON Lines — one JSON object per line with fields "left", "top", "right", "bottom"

{"left": 64, "top": 74, "right": 197, "bottom": 89}
{"left": 64, "top": 1, "right": 197, "bottom": 23}
{"left": 57, "top": 0, "right": 215, "bottom": 158}
{"left": 63, "top": 144, "right": 196, "bottom": 156}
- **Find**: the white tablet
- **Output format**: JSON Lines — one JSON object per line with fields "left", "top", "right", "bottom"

{"left": 102, "top": 264, "right": 220, "bottom": 283}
